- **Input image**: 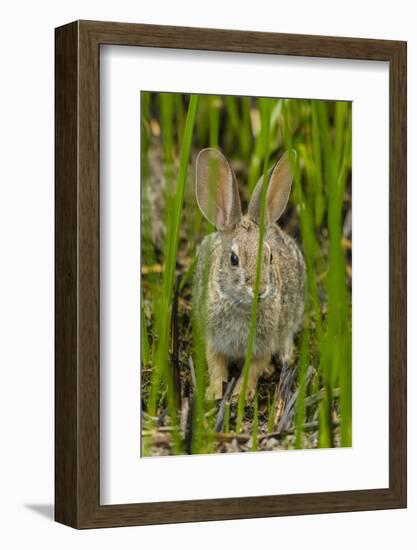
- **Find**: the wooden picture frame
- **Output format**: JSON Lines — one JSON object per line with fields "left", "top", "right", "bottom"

{"left": 55, "top": 20, "right": 407, "bottom": 528}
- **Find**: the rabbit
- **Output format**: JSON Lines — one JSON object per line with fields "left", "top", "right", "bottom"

{"left": 193, "top": 148, "right": 305, "bottom": 401}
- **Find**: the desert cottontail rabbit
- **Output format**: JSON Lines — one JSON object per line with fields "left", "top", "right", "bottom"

{"left": 193, "top": 148, "right": 305, "bottom": 401}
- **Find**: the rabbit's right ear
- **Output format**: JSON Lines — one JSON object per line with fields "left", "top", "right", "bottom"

{"left": 196, "top": 148, "right": 242, "bottom": 231}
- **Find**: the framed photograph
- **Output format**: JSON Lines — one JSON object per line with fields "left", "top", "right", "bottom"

{"left": 55, "top": 20, "right": 406, "bottom": 528}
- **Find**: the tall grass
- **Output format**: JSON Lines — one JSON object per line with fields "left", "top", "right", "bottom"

{"left": 141, "top": 92, "right": 352, "bottom": 455}
{"left": 280, "top": 99, "right": 352, "bottom": 447}
{"left": 236, "top": 97, "right": 272, "bottom": 432}
{"left": 143, "top": 94, "right": 198, "bottom": 453}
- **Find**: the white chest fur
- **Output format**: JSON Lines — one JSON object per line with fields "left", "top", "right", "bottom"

{"left": 207, "top": 296, "right": 280, "bottom": 360}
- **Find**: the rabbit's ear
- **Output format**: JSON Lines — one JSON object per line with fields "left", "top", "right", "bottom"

{"left": 196, "top": 148, "right": 242, "bottom": 231}
{"left": 248, "top": 150, "right": 296, "bottom": 225}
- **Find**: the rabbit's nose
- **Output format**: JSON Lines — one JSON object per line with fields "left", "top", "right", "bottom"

{"left": 258, "top": 286, "right": 266, "bottom": 297}
{"left": 249, "top": 285, "right": 266, "bottom": 298}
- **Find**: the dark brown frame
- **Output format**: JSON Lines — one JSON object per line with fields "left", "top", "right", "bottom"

{"left": 55, "top": 20, "right": 407, "bottom": 529}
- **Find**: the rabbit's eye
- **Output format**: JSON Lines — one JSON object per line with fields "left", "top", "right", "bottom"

{"left": 270, "top": 251, "right": 273, "bottom": 264}
{"left": 230, "top": 252, "right": 239, "bottom": 267}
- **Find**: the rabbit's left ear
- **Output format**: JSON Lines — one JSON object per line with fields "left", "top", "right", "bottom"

{"left": 248, "top": 150, "right": 296, "bottom": 225}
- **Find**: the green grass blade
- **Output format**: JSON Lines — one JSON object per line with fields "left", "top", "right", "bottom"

{"left": 150, "top": 95, "right": 199, "bottom": 451}
{"left": 251, "top": 391, "right": 259, "bottom": 452}
{"left": 294, "top": 329, "right": 309, "bottom": 449}
{"left": 236, "top": 97, "right": 273, "bottom": 432}
{"left": 141, "top": 295, "right": 150, "bottom": 366}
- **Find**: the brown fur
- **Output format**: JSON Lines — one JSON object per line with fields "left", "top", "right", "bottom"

{"left": 193, "top": 149, "right": 305, "bottom": 400}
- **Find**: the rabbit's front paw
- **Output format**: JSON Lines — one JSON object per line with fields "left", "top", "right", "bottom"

{"left": 232, "top": 356, "right": 271, "bottom": 403}
{"left": 206, "top": 348, "right": 228, "bottom": 401}
{"left": 262, "top": 362, "right": 275, "bottom": 379}
{"left": 231, "top": 378, "right": 256, "bottom": 403}
{"left": 205, "top": 382, "right": 224, "bottom": 401}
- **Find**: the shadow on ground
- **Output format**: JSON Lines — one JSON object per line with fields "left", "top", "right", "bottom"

{"left": 24, "top": 504, "right": 54, "bottom": 521}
